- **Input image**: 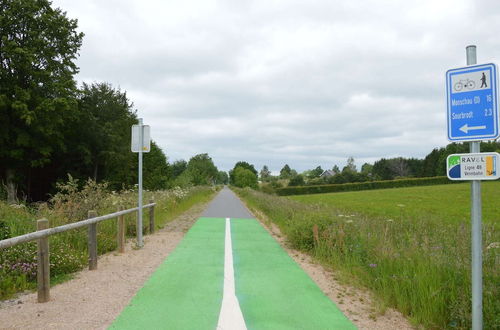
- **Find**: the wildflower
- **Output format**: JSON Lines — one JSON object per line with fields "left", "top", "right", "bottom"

{"left": 369, "top": 263, "right": 377, "bottom": 268}
{"left": 386, "top": 219, "right": 394, "bottom": 222}
{"left": 486, "top": 242, "right": 499, "bottom": 250}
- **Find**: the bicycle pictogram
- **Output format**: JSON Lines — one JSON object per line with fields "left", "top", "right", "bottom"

{"left": 454, "top": 79, "right": 475, "bottom": 91}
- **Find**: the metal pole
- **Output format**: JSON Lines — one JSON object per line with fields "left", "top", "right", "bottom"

{"left": 137, "top": 118, "right": 144, "bottom": 248}
{"left": 466, "top": 44, "right": 483, "bottom": 330}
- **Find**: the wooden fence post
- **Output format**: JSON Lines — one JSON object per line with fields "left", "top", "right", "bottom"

{"left": 88, "top": 210, "right": 98, "bottom": 270}
{"left": 149, "top": 199, "right": 155, "bottom": 234}
{"left": 117, "top": 206, "right": 125, "bottom": 253}
{"left": 37, "top": 219, "right": 50, "bottom": 303}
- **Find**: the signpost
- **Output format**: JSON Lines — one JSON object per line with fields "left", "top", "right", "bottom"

{"left": 446, "top": 46, "right": 499, "bottom": 330}
{"left": 446, "top": 63, "right": 499, "bottom": 141}
{"left": 131, "top": 119, "right": 151, "bottom": 248}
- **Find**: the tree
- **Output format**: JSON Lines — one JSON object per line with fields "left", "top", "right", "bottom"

{"left": 342, "top": 156, "right": 357, "bottom": 173}
{"left": 141, "top": 142, "right": 171, "bottom": 190}
{"left": 75, "top": 82, "right": 137, "bottom": 188}
{"left": 186, "top": 153, "right": 218, "bottom": 185}
{"left": 288, "top": 174, "right": 305, "bottom": 186}
{"left": 216, "top": 171, "right": 229, "bottom": 185}
{"left": 171, "top": 160, "right": 187, "bottom": 179}
{"left": 229, "top": 161, "right": 257, "bottom": 184}
{"left": 232, "top": 167, "right": 258, "bottom": 189}
{"left": 279, "top": 164, "right": 293, "bottom": 179}
{"left": 361, "top": 163, "right": 373, "bottom": 175}
{"left": 309, "top": 166, "right": 323, "bottom": 179}
{"left": 332, "top": 165, "right": 340, "bottom": 174}
{"left": 259, "top": 165, "right": 271, "bottom": 181}
{"left": 0, "top": 0, "right": 84, "bottom": 202}
{"left": 372, "top": 158, "right": 394, "bottom": 180}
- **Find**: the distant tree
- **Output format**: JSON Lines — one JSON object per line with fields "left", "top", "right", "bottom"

{"left": 342, "top": 156, "right": 357, "bottom": 173}
{"left": 259, "top": 165, "right": 271, "bottom": 181}
{"left": 0, "top": 0, "right": 84, "bottom": 202}
{"left": 309, "top": 166, "right": 323, "bottom": 178}
{"left": 216, "top": 171, "right": 229, "bottom": 185}
{"left": 388, "top": 157, "right": 410, "bottom": 178}
{"left": 361, "top": 163, "right": 373, "bottom": 175}
{"left": 171, "top": 160, "right": 187, "bottom": 179}
{"left": 372, "top": 158, "right": 394, "bottom": 180}
{"left": 332, "top": 165, "right": 340, "bottom": 174}
{"left": 230, "top": 161, "right": 257, "bottom": 183}
{"left": 288, "top": 174, "right": 305, "bottom": 186}
{"left": 279, "top": 164, "right": 293, "bottom": 179}
{"left": 420, "top": 148, "right": 441, "bottom": 177}
{"left": 186, "top": 153, "right": 218, "bottom": 185}
{"left": 233, "top": 167, "right": 258, "bottom": 189}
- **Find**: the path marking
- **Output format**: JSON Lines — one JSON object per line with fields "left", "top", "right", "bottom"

{"left": 216, "top": 218, "right": 247, "bottom": 330}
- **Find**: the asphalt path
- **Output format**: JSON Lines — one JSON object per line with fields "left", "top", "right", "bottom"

{"left": 201, "top": 186, "right": 254, "bottom": 219}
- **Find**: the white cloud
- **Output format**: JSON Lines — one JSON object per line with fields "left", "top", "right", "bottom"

{"left": 52, "top": 0, "right": 500, "bottom": 172}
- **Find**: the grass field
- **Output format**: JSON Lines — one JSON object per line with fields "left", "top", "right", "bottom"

{"left": 291, "top": 182, "right": 500, "bottom": 227}
{"left": 235, "top": 183, "right": 500, "bottom": 329}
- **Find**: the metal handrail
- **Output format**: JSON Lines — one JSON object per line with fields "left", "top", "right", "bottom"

{"left": 0, "top": 203, "right": 155, "bottom": 249}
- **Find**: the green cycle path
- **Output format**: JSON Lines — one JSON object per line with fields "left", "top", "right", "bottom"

{"left": 110, "top": 187, "right": 355, "bottom": 329}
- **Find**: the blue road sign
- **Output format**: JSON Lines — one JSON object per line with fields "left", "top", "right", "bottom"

{"left": 446, "top": 63, "right": 499, "bottom": 141}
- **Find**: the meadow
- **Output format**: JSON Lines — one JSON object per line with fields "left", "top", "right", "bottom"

{"left": 292, "top": 182, "right": 500, "bottom": 227}
{"left": 0, "top": 178, "right": 218, "bottom": 300}
{"left": 235, "top": 183, "right": 499, "bottom": 329}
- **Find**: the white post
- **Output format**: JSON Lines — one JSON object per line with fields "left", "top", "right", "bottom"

{"left": 137, "top": 118, "right": 144, "bottom": 248}
{"left": 466, "top": 44, "right": 482, "bottom": 330}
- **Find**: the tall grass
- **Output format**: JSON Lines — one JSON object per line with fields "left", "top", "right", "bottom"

{"left": 234, "top": 187, "right": 499, "bottom": 329}
{"left": 0, "top": 179, "right": 217, "bottom": 300}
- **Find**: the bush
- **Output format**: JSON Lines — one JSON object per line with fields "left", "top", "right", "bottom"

{"left": 277, "top": 176, "right": 454, "bottom": 196}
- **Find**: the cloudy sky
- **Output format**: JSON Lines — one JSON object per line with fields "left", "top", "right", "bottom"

{"left": 52, "top": 0, "right": 500, "bottom": 173}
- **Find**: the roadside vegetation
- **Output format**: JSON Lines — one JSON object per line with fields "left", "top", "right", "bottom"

{"left": 234, "top": 184, "right": 500, "bottom": 329}
{"left": 0, "top": 178, "right": 218, "bottom": 300}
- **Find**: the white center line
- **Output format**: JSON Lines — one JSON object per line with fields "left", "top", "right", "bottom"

{"left": 216, "top": 218, "right": 247, "bottom": 330}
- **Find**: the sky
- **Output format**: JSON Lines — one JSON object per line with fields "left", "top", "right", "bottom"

{"left": 51, "top": 0, "right": 500, "bottom": 173}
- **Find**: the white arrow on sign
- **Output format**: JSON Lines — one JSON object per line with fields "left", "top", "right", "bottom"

{"left": 459, "top": 124, "right": 487, "bottom": 134}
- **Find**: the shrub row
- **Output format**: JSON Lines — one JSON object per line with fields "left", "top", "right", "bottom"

{"left": 276, "top": 176, "right": 454, "bottom": 196}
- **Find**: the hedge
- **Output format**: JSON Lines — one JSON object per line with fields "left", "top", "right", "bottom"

{"left": 276, "top": 176, "right": 455, "bottom": 196}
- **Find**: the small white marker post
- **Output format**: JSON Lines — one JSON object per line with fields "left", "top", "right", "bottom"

{"left": 131, "top": 119, "right": 151, "bottom": 248}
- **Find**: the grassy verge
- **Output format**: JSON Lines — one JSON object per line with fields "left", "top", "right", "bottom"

{"left": 233, "top": 186, "right": 499, "bottom": 329}
{"left": 0, "top": 181, "right": 218, "bottom": 300}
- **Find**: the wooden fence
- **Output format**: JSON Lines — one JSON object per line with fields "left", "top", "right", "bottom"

{"left": 0, "top": 200, "right": 156, "bottom": 303}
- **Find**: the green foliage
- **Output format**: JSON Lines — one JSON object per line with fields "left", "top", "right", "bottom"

{"left": 216, "top": 171, "right": 229, "bottom": 185}
{"left": 0, "top": 182, "right": 218, "bottom": 299}
{"left": 232, "top": 167, "right": 258, "bottom": 189}
{"left": 277, "top": 176, "right": 454, "bottom": 196}
{"left": 0, "top": 0, "right": 84, "bottom": 200}
{"left": 229, "top": 161, "right": 258, "bottom": 184}
{"left": 259, "top": 165, "right": 271, "bottom": 181}
{"left": 279, "top": 164, "right": 294, "bottom": 179}
{"left": 171, "top": 160, "right": 187, "bottom": 180}
{"left": 186, "top": 153, "right": 218, "bottom": 185}
{"left": 288, "top": 174, "right": 305, "bottom": 186}
{"left": 235, "top": 186, "right": 500, "bottom": 329}
{"left": 0, "top": 220, "right": 11, "bottom": 240}
{"left": 142, "top": 142, "right": 171, "bottom": 190}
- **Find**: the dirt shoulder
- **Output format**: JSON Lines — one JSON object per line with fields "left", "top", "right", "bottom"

{"left": 0, "top": 202, "right": 207, "bottom": 330}
{"left": 244, "top": 205, "right": 415, "bottom": 330}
